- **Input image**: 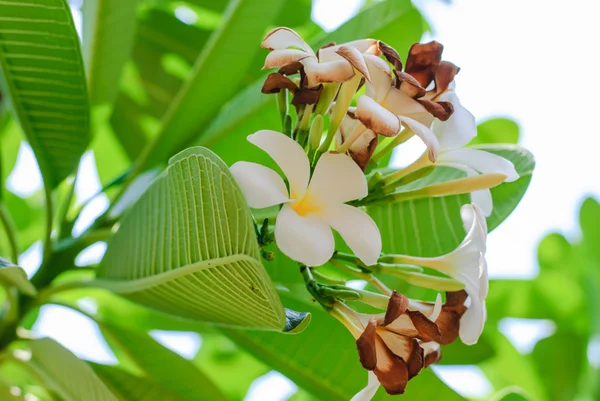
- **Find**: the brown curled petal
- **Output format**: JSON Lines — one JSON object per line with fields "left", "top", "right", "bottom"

{"left": 446, "top": 290, "right": 468, "bottom": 307}
{"left": 434, "top": 309, "right": 463, "bottom": 345}
{"left": 261, "top": 73, "right": 298, "bottom": 94}
{"left": 384, "top": 291, "right": 409, "bottom": 326}
{"left": 336, "top": 46, "right": 371, "bottom": 81}
{"left": 417, "top": 99, "right": 454, "bottom": 121}
{"left": 373, "top": 335, "right": 409, "bottom": 395}
{"left": 407, "top": 339, "right": 424, "bottom": 379}
{"left": 278, "top": 61, "right": 303, "bottom": 76}
{"left": 424, "top": 345, "right": 442, "bottom": 367}
{"left": 349, "top": 130, "right": 378, "bottom": 171}
{"left": 405, "top": 41, "right": 444, "bottom": 88}
{"left": 291, "top": 85, "right": 323, "bottom": 106}
{"left": 396, "top": 71, "right": 427, "bottom": 98}
{"left": 318, "top": 42, "right": 336, "bottom": 52}
{"left": 407, "top": 310, "right": 442, "bottom": 342}
{"left": 378, "top": 41, "right": 403, "bottom": 71}
{"left": 357, "top": 319, "right": 378, "bottom": 370}
{"left": 355, "top": 96, "right": 401, "bottom": 137}
{"left": 435, "top": 61, "right": 460, "bottom": 93}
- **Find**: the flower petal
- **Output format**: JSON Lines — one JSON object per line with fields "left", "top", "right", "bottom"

{"left": 350, "top": 372, "right": 381, "bottom": 401}
{"left": 247, "top": 130, "right": 310, "bottom": 199}
{"left": 364, "top": 55, "right": 393, "bottom": 102}
{"left": 319, "top": 204, "right": 382, "bottom": 266}
{"left": 336, "top": 46, "right": 371, "bottom": 81}
{"left": 471, "top": 189, "right": 493, "bottom": 218}
{"left": 230, "top": 162, "right": 289, "bottom": 208}
{"left": 383, "top": 87, "right": 432, "bottom": 124}
{"left": 263, "top": 49, "right": 313, "bottom": 69}
{"left": 308, "top": 152, "right": 368, "bottom": 204}
{"left": 261, "top": 27, "right": 314, "bottom": 54}
{"left": 320, "top": 39, "right": 381, "bottom": 63}
{"left": 303, "top": 58, "right": 355, "bottom": 87}
{"left": 459, "top": 282, "right": 486, "bottom": 345}
{"left": 431, "top": 91, "right": 477, "bottom": 150}
{"left": 356, "top": 95, "right": 401, "bottom": 137}
{"left": 275, "top": 204, "right": 334, "bottom": 266}
{"left": 397, "top": 115, "right": 440, "bottom": 161}
{"left": 438, "top": 148, "right": 519, "bottom": 182}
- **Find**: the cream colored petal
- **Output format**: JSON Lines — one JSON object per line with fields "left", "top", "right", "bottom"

{"left": 364, "top": 55, "right": 393, "bottom": 102}
{"left": 336, "top": 46, "right": 371, "bottom": 81}
{"left": 377, "top": 329, "right": 412, "bottom": 360}
{"left": 350, "top": 372, "right": 381, "bottom": 401}
{"left": 319, "top": 204, "right": 382, "bottom": 266}
{"left": 383, "top": 88, "right": 430, "bottom": 122}
{"left": 355, "top": 95, "right": 401, "bottom": 137}
{"left": 247, "top": 130, "right": 310, "bottom": 199}
{"left": 459, "top": 281, "right": 486, "bottom": 345}
{"left": 431, "top": 91, "right": 477, "bottom": 150}
{"left": 230, "top": 162, "right": 289, "bottom": 208}
{"left": 261, "top": 27, "right": 314, "bottom": 54}
{"left": 303, "top": 59, "right": 355, "bottom": 87}
{"left": 397, "top": 115, "right": 440, "bottom": 161}
{"left": 471, "top": 188, "right": 493, "bottom": 218}
{"left": 439, "top": 148, "right": 519, "bottom": 182}
{"left": 275, "top": 204, "right": 335, "bottom": 266}
{"left": 263, "top": 49, "right": 313, "bottom": 69}
{"left": 319, "top": 39, "right": 380, "bottom": 63}
{"left": 307, "top": 152, "right": 368, "bottom": 204}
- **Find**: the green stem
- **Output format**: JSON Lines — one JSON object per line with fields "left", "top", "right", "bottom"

{"left": 0, "top": 202, "right": 19, "bottom": 264}
{"left": 41, "top": 185, "right": 53, "bottom": 268}
{"left": 56, "top": 175, "right": 77, "bottom": 240}
{"left": 371, "top": 128, "right": 414, "bottom": 164}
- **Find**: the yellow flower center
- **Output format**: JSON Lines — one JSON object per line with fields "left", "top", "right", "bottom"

{"left": 291, "top": 191, "right": 321, "bottom": 216}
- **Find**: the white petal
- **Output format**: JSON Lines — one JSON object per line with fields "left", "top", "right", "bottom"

{"left": 230, "top": 162, "right": 289, "bottom": 208}
{"left": 307, "top": 152, "right": 368, "bottom": 204}
{"left": 397, "top": 115, "right": 440, "bottom": 161}
{"left": 383, "top": 87, "right": 431, "bottom": 123}
{"left": 438, "top": 148, "right": 519, "bottom": 182}
{"left": 261, "top": 27, "right": 314, "bottom": 54}
{"left": 351, "top": 372, "right": 380, "bottom": 401}
{"left": 320, "top": 39, "right": 380, "bottom": 62}
{"left": 432, "top": 91, "right": 477, "bottom": 150}
{"left": 364, "top": 55, "right": 393, "bottom": 103}
{"left": 470, "top": 189, "right": 493, "bottom": 217}
{"left": 247, "top": 130, "right": 310, "bottom": 199}
{"left": 355, "top": 95, "right": 400, "bottom": 137}
{"left": 303, "top": 59, "right": 355, "bottom": 87}
{"left": 263, "top": 49, "right": 313, "bottom": 69}
{"left": 320, "top": 204, "right": 382, "bottom": 266}
{"left": 336, "top": 114, "right": 362, "bottom": 147}
{"left": 336, "top": 46, "right": 371, "bottom": 81}
{"left": 459, "top": 282, "right": 486, "bottom": 345}
{"left": 275, "top": 204, "right": 334, "bottom": 266}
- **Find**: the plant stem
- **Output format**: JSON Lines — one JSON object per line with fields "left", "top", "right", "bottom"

{"left": 0, "top": 202, "right": 19, "bottom": 264}
{"left": 371, "top": 128, "right": 414, "bottom": 164}
{"left": 41, "top": 184, "right": 53, "bottom": 269}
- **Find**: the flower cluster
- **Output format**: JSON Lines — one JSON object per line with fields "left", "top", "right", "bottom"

{"left": 230, "top": 27, "right": 518, "bottom": 398}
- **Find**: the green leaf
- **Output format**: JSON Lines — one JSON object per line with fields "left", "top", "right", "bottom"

{"left": 83, "top": 0, "right": 141, "bottom": 104}
{"left": 27, "top": 337, "right": 118, "bottom": 401}
{"left": 0, "top": 118, "right": 22, "bottom": 197}
{"left": 101, "top": 323, "right": 230, "bottom": 401}
{"left": 369, "top": 145, "right": 534, "bottom": 258}
{"left": 490, "top": 388, "right": 533, "bottom": 401}
{"left": 98, "top": 146, "right": 288, "bottom": 330}
{"left": 0, "top": 257, "right": 36, "bottom": 296}
{"left": 470, "top": 118, "right": 520, "bottom": 145}
{"left": 0, "top": 0, "right": 90, "bottom": 189}
{"left": 140, "top": 0, "right": 285, "bottom": 170}
{"left": 222, "top": 292, "right": 464, "bottom": 400}
{"left": 91, "top": 363, "right": 190, "bottom": 401}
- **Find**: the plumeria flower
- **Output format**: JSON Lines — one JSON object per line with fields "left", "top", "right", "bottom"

{"left": 381, "top": 204, "right": 488, "bottom": 345}
{"left": 344, "top": 292, "right": 443, "bottom": 398}
{"left": 261, "top": 27, "right": 379, "bottom": 88}
{"left": 230, "top": 130, "right": 382, "bottom": 267}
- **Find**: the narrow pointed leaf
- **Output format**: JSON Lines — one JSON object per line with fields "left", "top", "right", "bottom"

{"left": 27, "top": 338, "right": 118, "bottom": 401}
{"left": 83, "top": 0, "right": 141, "bottom": 104}
{"left": 98, "top": 147, "right": 288, "bottom": 330}
{"left": 0, "top": 0, "right": 90, "bottom": 188}
{"left": 100, "top": 323, "right": 229, "bottom": 401}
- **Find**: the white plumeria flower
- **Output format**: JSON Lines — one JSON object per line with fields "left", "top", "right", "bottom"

{"left": 230, "top": 130, "right": 382, "bottom": 267}
{"left": 386, "top": 203, "right": 488, "bottom": 345}
{"left": 261, "top": 28, "right": 380, "bottom": 88}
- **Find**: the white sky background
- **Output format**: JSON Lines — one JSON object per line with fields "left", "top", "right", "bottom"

{"left": 5, "top": 0, "right": 600, "bottom": 400}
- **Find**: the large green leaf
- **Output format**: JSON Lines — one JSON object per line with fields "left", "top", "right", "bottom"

{"left": 100, "top": 323, "right": 230, "bottom": 401}
{"left": 139, "top": 0, "right": 285, "bottom": 170}
{"left": 83, "top": 0, "right": 141, "bottom": 104}
{"left": 222, "top": 292, "right": 465, "bottom": 401}
{"left": 0, "top": 257, "right": 36, "bottom": 296}
{"left": 27, "top": 338, "right": 118, "bottom": 401}
{"left": 369, "top": 145, "right": 534, "bottom": 257}
{"left": 91, "top": 363, "right": 188, "bottom": 401}
{"left": 0, "top": 0, "right": 90, "bottom": 188}
{"left": 98, "top": 146, "right": 289, "bottom": 330}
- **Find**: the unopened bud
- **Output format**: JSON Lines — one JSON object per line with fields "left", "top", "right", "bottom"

{"left": 308, "top": 114, "right": 324, "bottom": 150}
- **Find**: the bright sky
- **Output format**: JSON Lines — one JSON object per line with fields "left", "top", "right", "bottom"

{"left": 5, "top": 0, "right": 600, "bottom": 399}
